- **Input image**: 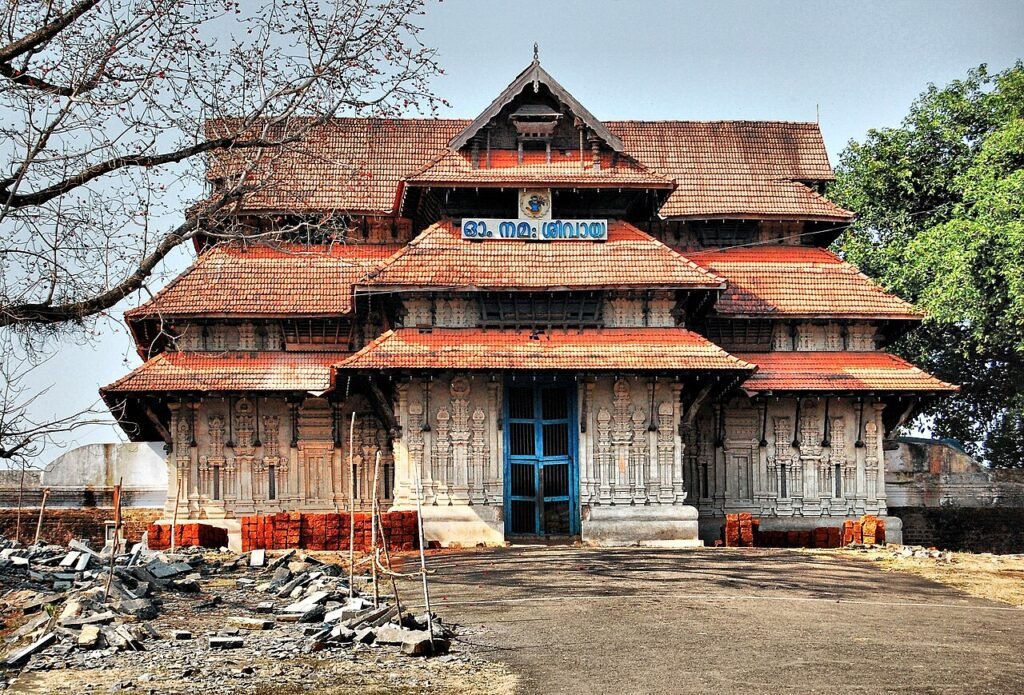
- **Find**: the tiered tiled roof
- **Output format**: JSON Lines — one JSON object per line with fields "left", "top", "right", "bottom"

{"left": 658, "top": 175, "right": 851, "bottom": 220}
{"left": 127, "top": 243, "right": 401, "bottom": 320}
{"left": 362, "top": 220, "right": 723, "bottom": 290}
{"left": 201, "top": 118, "right": 846, "bottom": 220}
{"left": 205, "top": 118, "right": 468, "bottom": 214}
{"left": 406, "top": 149, "right": 671, "bottom": 188}
{"left": 734, "top": 351, "right": 957, "bottom": 393}
{"left": 688, "top": 246, "right": 923, "bottom": 319}
{"left": 101, "top": 351, "right": 338, "bottom": 395}
{"left": 608, "top": 121, "right": 852, "bottom": 221}
{"left": 336, "top": 328, "right": 756, "bottom": 372}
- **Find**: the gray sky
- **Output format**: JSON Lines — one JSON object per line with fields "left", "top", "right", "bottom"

{"left": 23, "top": 0, "right": 1024, "bottom": 467}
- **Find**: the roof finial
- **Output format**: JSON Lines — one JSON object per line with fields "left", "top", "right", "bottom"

{"left": 533, "top": 42, "right": 539, "bottom": 63}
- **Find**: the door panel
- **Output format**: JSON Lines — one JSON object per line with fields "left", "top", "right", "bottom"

{"left": 504, "top": 382, "right": 578, "bottom": 537}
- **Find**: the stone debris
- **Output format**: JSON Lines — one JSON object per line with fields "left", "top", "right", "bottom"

{"left": 0, "top": 533, "right": 456, "bottom": 687}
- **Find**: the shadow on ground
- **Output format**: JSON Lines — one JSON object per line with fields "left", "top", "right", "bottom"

{"left": 398, "top": 547, "right": 1024, "bottom": 694}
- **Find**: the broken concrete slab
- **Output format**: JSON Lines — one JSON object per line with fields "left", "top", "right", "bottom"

{"left": 3, "top": 632, "right": 57, "bottom": 666}
{"left": 78, "top": 625, "right": 101, "bottom": 649}
{"left": 208, "top": 636, "right": 243, "bottom": 650}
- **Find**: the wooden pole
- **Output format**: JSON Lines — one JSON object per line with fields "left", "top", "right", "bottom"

{"left": 347, "top": 411, "right": 356, "bottom": 600}
{"left": 103, "top": 478, "right": 123, "bottom": 603}
{"left": 413, "top": 461, "right": 435, "bottom": 653}
{"left": 33, "top": 488, "right": 50, "bottom": 545}
{"left": 378, "top": 504, "right": 404, "bottom": 627}
{"left": 370, "top": 450, "right": 381, "bottom": 608}
{"left": 14, "top": 465, "right": 26, "bottom": 544}
{"left": 169, "top": 478, "right": 182, "bottom": 553}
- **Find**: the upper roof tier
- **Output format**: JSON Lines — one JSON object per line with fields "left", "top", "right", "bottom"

{"left": 204, "top": 117, "right": 850, "bottom": 221}
{"left": 127, "top": 242, "right": 401, "bottom": 321}
{"left": 361, "top": 220, "right": 724, "bottom": 292}
{"left": 688, "top": 246, "right": 923, "bottom": 320}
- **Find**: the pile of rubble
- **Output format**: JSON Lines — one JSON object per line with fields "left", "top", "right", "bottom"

{"left": 1, "top": 535, "right": 454, "bottom": 688}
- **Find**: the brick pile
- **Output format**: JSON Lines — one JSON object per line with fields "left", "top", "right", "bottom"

{"left": 723, "top": 514, "right": 886, "bottom": 548}
{"left": 239, "top": 511, "right": 419, "bottom": 553}
{"left": 146, "top": 523, "right": 229, "bottom": 550}
{"left": 723, "top": 512, "right": 759, "bottom": 547}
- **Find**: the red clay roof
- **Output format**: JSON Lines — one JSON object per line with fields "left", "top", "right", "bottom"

{"left": 362, "top": 220, "right": 723, "bottom": 291}
{"left": 659, "top": 175, "right": 852, "bottom": 220}
{"left": 101, "top": 351, "right": 338, "bottom": 395}
{"left": 127, "top": 243, "right": 402, "bottom": 320}
{"left": 689, "top": 246, "right": 923, "bottom": 319}
{"left": 406, "top": 149, "right": 671, "bottom": 188}
{"left": 336, "top": 328, "right": 755, "bottom": 372}
{"left": 206, "top": 118, "right": 468, "bottom": 214}
{"left": 734, "top": 351, "right": 957, "bottom": 393}
{"left": 203, "top": 118, "right": 843, "bottom": 219}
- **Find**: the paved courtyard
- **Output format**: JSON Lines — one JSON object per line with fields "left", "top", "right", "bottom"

{"left": 404, "top": 546, "right": 1024, "bottom": 694}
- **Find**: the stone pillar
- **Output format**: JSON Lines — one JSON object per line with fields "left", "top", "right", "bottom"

{"left": 486, "top": 381, "right": 502, "bottom": 505}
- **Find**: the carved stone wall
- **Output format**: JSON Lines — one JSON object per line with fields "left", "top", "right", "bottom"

{"left": 602, "top": 292, "right": 677, "bottom": 328}
{"left": 770, "top": 322, "right": 878, "bottom": 352}
{"left": 162, "top": 395, "right": 392, "bottom": 520}
{"left": 692, "top": 396, "right": 889, "bottom": 519}
{"left": 394, "top": 374, "right": 501, "bottom": 509}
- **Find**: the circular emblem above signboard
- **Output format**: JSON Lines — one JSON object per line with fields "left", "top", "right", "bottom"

{"left": 519, "top": 188, "right": 552, "bottom": 220}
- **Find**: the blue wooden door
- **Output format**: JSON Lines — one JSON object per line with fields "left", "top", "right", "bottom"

{"left": 504, "top": 382, "right": 578, "bottom": 537}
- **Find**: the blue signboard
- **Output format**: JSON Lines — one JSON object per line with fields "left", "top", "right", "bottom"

{"left": 461, "top": 218, "right": 608, "bottom": 241}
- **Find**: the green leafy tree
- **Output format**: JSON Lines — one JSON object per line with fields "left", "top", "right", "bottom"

{"left": 831, "top": 62, "right": 1024, "bottom": 467}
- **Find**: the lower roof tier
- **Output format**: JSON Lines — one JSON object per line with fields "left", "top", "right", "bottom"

{"left": 101, "top": 351, "right": 340, "bottom": 397}
{"left": 336, "top": 328, "right": 754, "bottom": 373}
{"left": 735, "top": 351, "right": 958, "bottom": 395}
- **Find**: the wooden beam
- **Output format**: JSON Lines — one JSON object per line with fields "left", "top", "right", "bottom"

{"left": 365, "top": 377, "right": 401, "bottom": 439}
{"left": 140, "top": 400, "right": 172, "bottom": 443}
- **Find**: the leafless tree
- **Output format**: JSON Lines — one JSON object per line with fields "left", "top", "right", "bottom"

{"left": 0, "top": 0, "right": 444, "bottom": 466}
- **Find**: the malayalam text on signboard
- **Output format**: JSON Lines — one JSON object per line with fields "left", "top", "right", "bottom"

{"left": 461, "top": 218, "right": 608, "bottom": 241}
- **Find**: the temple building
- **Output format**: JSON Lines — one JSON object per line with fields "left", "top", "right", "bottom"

{"left": 101, "top": 57, "right": 956, "bottom": 547}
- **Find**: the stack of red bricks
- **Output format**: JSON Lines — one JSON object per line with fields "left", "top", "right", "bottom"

{"left": 723, "top": 512, "right": 759, "bottom": 547}
{"left": 239, "top": 511, "right": 419, "bottom": 553}
{"left": 147, "top": 523, "right": 229, "bottom": 550}
{"left": 723, "top": 514, "right": 886, "bottom": 548}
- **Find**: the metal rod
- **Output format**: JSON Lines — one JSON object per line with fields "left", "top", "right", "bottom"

{"left": 103, "top": 478, "right": 123, "bottom": 603}
{"left": 33, "top": 488, "right": 50, "bottom": 545}
{"left": 370, "top": 450, "right": 381, "bottom": 608}
{"left": 347, "top": 411, "right": 356, "bottom": 600}
{"left": 413, "top": 460, "right": 435, "bottom": 654}
{"left": 170, "top": 476, "right": 182, "bottom": 553}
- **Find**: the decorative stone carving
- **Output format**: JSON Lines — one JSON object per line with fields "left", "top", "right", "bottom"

{"left": 648, "top": 295, "right": 676, "bottom": 327}
{"left": 630, "top": 408, "right": 648, "bottom": 503}
{"left": 448, "top": 378, "right": 471, "bottom": 503}
{"left": 596, "top": 407, "right": 612, "bottom": 504}
{"left": 611, "top": 380, "right": 634, "bottom": 504}
{"left": 657, "top": 401, "right": 675, "bottom": 503}
{"left": 434, "top": 407, "right": 451, "bottom": 504}
{"left": 238, "top": 323, "right": 256, "bottom": 351}
{"left": 470, "top": 408, "right": 488, "bottom": 504}
{"left": 770, "top": 417, "right": 791, "bottom": 499}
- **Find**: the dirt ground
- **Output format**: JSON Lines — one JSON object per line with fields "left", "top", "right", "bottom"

{"left": 833, "top": 547, "right": 1024, "bottom": 607}
{"left": 396, "top": 546, "right": 1024, "bottom": 694}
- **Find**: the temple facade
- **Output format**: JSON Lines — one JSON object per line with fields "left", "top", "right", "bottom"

{"left": 102, "top": 58, "right": 956, "bottom": 546}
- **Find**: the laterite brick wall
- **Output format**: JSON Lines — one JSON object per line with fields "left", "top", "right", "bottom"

{"left": 891, "top": 507, "right": 1024, "bottom": 553}
{"left": 240, "top": 511, "right": 419, "bottom": 552}
{"left": 0, "top": 507, "right": 162, "bottom": 546}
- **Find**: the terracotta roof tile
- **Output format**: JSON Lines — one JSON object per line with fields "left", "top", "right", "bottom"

{"left": 127, "top": 243, "right": 402, "bottom": 320}
{"left": 101, "top": 351, "right": 338, "bottom": 394}
{"left": 607, "top": 121, "right": 835, "bottom": 180}
{"left": 203, "top": 118, "right": 842, "bottom": 219}
{"left": 362, "top": 220, "right": 723, "bottom": 290}
{"left": 734, "top": 351, "right": 957, "bottom": 393}
{"left": 206, "top": 118, "right": 468, "bottom": 214}
{"left": 406, "top": 149, "right": 671, "bottom": 188}
{"left": 688, "top": 246, "right": 923, "bottom": 319}
{"left": 336, "top": 328, "right": 754, "bottom": 372}
{"left": 659, "top": 175, "right": 852, "bottom": 220}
